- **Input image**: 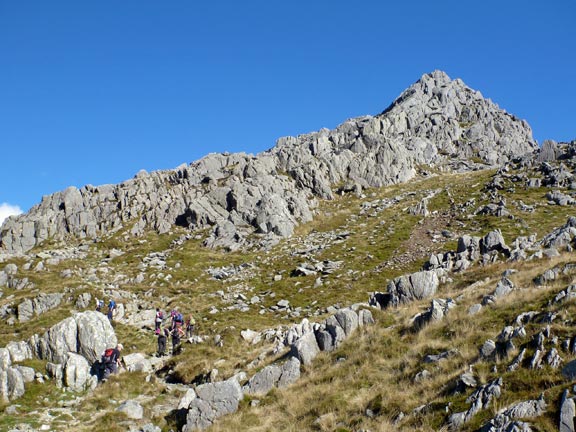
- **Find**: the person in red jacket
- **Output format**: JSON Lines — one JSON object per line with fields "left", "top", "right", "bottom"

{"left": 102, "top": 343, "right": 123, "bottom": 381}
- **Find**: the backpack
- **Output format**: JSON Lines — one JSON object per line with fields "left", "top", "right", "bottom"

{"left": 102, "top": 348, "right": 115, "bottom": 363}
{"left": 175, "top": 313, "right": 184, "bottom": 324}
{"left": 158, "top": 310, "right": 164, "bottom": 320}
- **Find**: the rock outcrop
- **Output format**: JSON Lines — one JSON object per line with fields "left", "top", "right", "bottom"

{"left": 17, "top": 292, "right": 64, "bottom": 322}
{"left": 560, "top": 390, "right": 576, "bottom": 432}
{"left": 242, "top": 357, "right": 301, "bottom": 396}
{"left": 412, "top": 298, "right": 456, "bottom": 330}
{"left": 0, "top": 71, "right": 537, "bottom": 254}
{"left": 0, "top": 347, "right": 26, "bottom": 402}
{"left": 1, "top": 310, "right": 116, "bottom": 404}
{"left": 178, "top": 305, "right": 374, "bottom": 431}
{"left": 62, "top": 352, "right": 96, "bottom": 392}
{"left": 479, "top": 396, "right": 547, "bottom": 432}
{"left": 369, "top": 270, "right": 439, "bottom": 309}
{"left": 30, "top": 310, "right": 116, "bottom": 364}
{"left": 182, "top": 378, "right": 244, "bottom": 432}
{"left": 448, "top": 378, "right": 503, "bottom": 428}
{"left": 288, "top": 306, "right": 374, "bottom": 364}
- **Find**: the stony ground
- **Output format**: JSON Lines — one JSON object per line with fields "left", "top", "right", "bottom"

{"left": 2, "top": 145, "right": 576, "bottom": 431}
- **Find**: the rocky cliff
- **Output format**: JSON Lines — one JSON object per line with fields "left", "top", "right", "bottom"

{"left": 0, "top": 71, "right": 537, "bottom": 254}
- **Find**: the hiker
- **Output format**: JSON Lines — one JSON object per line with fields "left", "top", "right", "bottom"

{"left": 101, "top": 343, "right": 123, "bottom": 381}
{"left": 107, "top": 299, "right": 117, "bottom": 322}
{"left": 155, "top": 308, "right": 164, "bottom": 331}
{"left": 170, "top": 308, "right": 178, "bottom": 328}
{"left": 185, "top": 313, "right": 196, "bottom": 339}
{"left": 170, "top": 326, "right": 181, "bottom": 355}
{"left": 95, "top": 298, "right": 104, "bottom": 312}
{"left": 157, "top": 327, "right": 167, "bottom": 356}
{"left": 171, "top": 308, "right": 185, "bottom": 337}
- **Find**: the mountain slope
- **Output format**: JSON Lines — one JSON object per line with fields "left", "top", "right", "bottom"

{"left": 2, "top": 72, "right": 576, "bottom": 432}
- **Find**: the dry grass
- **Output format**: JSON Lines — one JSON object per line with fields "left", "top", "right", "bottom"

{"left": 213, "top": 251, "right": 576, "bottom": 432}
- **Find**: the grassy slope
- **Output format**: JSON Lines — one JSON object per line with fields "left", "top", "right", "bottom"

{"left": 1, "top": 166, "right": 575, "bottom": 431}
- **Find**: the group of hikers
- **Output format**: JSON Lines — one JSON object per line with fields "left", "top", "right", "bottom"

{"left": 154, "top": 307, "right": 196, "bottom": 357}
{"left": 95, "top": 298, "right": 116, "bottom": 322}
{"left": 98, "top": 304, "right": 196, "bottom": 383}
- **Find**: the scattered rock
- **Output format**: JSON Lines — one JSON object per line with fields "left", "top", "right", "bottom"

{"left": 116, "top": 400, "right": 144, "bottom": 420}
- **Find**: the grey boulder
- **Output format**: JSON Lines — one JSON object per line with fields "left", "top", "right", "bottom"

{"left": 0, "top": 348, "right": 26, "bottom": 402}
{"left": 31, "top": 310, "right": 116, "bottom": 365}
{"left": 290, "top": 331, "right": 320, "bottom": 365}
{"left": 242, "top": 357, "right": 300, "bottom": 395}
{"left": 63, "top": 352, "right": 95, "bottom": 392}
{"left": 387, "top": 270, "right": 439, "bottom": 306}
{"left": 560, "top": 390, "right": 576, "bottom": 432}
{"left": 116, "top": 400, "right": 144, "bottom": 420}
{"left": 183, "top": 379, "right": 243, "bottom": 431}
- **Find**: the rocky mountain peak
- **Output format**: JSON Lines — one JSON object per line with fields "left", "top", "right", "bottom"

{"left": 378, "top": 70, "right": 536, "bottom": 164}
{"left": 1, "top": 71, "right": 540, "bottom": 254}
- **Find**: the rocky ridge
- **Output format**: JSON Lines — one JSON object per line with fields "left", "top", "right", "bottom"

{"left": 0, "top": 70, "right": 537, "bottom": 255}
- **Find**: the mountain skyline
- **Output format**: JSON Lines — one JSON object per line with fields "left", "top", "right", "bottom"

{"left": 0, "top": 69, "right": 541, "bottom": 255}
{"left": 1, "top": 1, "right": 575, "bottom": 219}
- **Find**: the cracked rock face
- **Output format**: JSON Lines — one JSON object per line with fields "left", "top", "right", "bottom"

{"left": 30, "top": 311, "right": 117, "bottom": 365}
{"left": 0, "top": 348, "right": 26, "bottom": 402}
{"left": 0, "top": 71, "right": 537, "bottom": 254}
{"left": 182, "top": 379, "right": 243, "bottom": 431}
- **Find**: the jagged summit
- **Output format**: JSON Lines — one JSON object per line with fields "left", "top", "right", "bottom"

{"left": 381, "top": 69, "right": 536, "bottom": 164}
{"left": 381, "top": 70, "right": 456, "bottom": 114}
{"left": 0, "top": 71, "right": 539, "bottom": 254}
{"left": 270, "top": 69, "right": 536, "bottom": 196}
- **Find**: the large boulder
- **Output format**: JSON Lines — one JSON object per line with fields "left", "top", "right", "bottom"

{"left": 0, "top": 366, "right": 25, "bottom": 402}
{"left": 387, "top": 270, "right": 439, "bottom": 306}
{"left": 17, "top": 292, "right": 64, "bottom": 322}
{"left": 0, "top": 348, "right": 25, "bottom": 402}
{"left": 242, "top": 364, "right": 281, "bottom": 396}
{"left": 560, "top": 390, "right": 576, "bottom": 432}
{"left": 182, "top": 379, "right": 243, "bottom": 431}
{"left": 31, "top": 310, "right": 116, "bottom": 365}
{"left": 358, "top": 309, "right": 375, "bottom": 326}
{"left": 242, "top": 357, "right": 300, "bottom": 395}
{"left": 290, "top": 331, "right": 320, "bottom": 365}
{"left": 123, "top": 353, "right": 153, "bottom": 373}
{"left": 413, "top": 298, "right": 456, "bottom": 330}
{"left": 116, "top": 400, "right": 144, "bottom": 420}
{"left": 480, "top": 229, "right": 510, "bottom": 257}
{"left": 5, "top": 341, "right": 33, "bottom": 363}
{"left": 63, "top": 352, "right": 95, "bottom": 392}
{"left": 333, "top": 308, "right": 359, "bottom": 337}
{"left": 493, "top": 277, "right": 515, "bottom": 298}
{"left": 315, "top": 328, "right": 339, "bottom": 353}
{"left": 539, "top": 217, "right": 576, "bottom": 250}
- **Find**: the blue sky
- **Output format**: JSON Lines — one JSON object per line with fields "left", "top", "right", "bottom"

{"left": 1, "top": 1, "right": 575, "bottom": 219}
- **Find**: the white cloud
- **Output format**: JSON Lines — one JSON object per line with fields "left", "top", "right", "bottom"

{"left": 0, "top": 203, "right": 23, "bottom": 226}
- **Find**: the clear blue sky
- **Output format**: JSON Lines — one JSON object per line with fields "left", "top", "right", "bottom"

{"left": 1, "top": 1, "right": 574, "bottom": 217}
